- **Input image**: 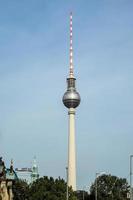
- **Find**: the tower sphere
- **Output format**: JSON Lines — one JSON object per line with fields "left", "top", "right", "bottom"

{"left": 63, "top": 77, "right": 80, "bottom": 109}
{"left": 63, "top": 89, "right": 80, "bottom": 108}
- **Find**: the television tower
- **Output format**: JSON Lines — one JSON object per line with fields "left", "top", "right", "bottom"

{"left": 62, "top": 12, "right": 81, "bottom": 191}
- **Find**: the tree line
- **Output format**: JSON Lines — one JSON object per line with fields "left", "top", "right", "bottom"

{"left": 13, "top": 174, "right": 130, "bottom": 200}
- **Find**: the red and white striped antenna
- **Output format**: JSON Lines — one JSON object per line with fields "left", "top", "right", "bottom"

{"left": 69, "top": 12, "right": 74, "bottom": 78}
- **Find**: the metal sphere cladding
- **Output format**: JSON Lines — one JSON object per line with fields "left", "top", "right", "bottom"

{"left": 63, "top": 78, "right": 81, "bottom": 109}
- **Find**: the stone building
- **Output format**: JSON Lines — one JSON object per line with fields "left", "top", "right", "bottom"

{"left": 0, "top": 157, "right": 17, "bottom": 200}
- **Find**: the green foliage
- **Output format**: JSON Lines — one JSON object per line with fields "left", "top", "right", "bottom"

{"left": 13, "top": 176, "right": 77, "bottom": 200}
{"left": 29, "top": 176, "right": 76, "bottom": 200}
{"left": 90, "top": 174, "right": 129, "bottom": 200}
{"left": 13, "top": 180, "right": 29, "bottom": 200}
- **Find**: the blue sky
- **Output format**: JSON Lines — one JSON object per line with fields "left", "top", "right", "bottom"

{"left": 0, "top": 0, "right": 133, "bottom": 189}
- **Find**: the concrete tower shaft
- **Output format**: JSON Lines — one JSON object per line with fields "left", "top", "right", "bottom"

{"left": 68, "top": 108, "right": 76, "bottom": 190}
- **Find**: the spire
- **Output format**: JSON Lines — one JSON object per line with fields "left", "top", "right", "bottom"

{"left": 31, "top": 156, "right": 39, "bottom": 183}
{"left": 33, "top": 156, "right": 37, "bottom": 167}
{"left": 69, "top": 12, "right": 74, "bottom": 78}
{"left": 11, "top": 159, "right": 13, "bottom": 166}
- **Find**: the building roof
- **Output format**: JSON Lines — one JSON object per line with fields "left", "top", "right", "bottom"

{"left": 6, "top": 168, "right": 18, "bottom": 180}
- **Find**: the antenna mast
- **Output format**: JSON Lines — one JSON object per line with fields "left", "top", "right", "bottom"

{"left": 69, "top": 12, "right": 74, "bottom": 78}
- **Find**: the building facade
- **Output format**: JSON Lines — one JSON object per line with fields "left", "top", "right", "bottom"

{"left": 15, "top": 157, "right": 39, "bottom": 184}
{"left": 0, "top": 158, "right": 17, "bottom": 200}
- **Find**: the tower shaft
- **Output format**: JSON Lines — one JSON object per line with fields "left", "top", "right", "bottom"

{"left": 68, "top": 108, "right": 76, "bottom": 190}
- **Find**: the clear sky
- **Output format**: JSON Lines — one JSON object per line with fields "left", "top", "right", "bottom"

{"left": 0, "top": 0, "right": 133, "bottom": 189}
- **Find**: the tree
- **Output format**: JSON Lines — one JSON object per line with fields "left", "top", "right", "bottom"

{"left": 13, "top": 180, "right": 29, "bottom": 200}
{"left": 90, "top": 174, "right": 129, "bottom": 200}
{"left": 13, "top": 176, "right": 77, "bottom": 200}
{"left": 28, "top": 176, "right": 77, "bottom": 200}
